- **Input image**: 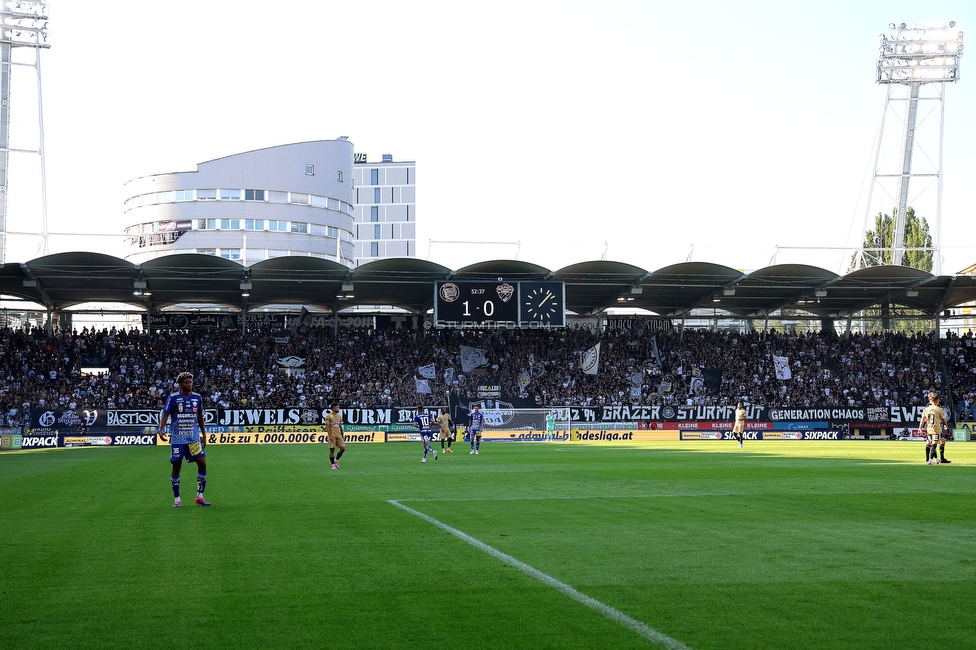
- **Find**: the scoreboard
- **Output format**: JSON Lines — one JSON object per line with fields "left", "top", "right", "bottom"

{"left": 434, "top": 281, "right": 565, "bottom": 327}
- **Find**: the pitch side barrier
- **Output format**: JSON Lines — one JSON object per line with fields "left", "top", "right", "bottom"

{"left": 16, "top": 406, "right": 976, "bottom": 449}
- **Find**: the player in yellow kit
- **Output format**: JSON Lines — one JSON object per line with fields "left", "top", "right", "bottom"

{"left": 324, "top": 402, "right": 346, "bottom": 470}
{"left": 919, "top": 392, "right": 949, "bottom": 466}
{"left": 437, "top": 407, "right": 454, "bottom": 454}
{"left": 732, "top": 401, "right": 746, "bottom": 448}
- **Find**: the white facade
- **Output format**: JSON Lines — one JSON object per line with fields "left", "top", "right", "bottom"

{"left": 352, "top": 154, "right": 416, "bottom": 266}
{"left": 123, "top": 141, "right": 356, "bottom": 265}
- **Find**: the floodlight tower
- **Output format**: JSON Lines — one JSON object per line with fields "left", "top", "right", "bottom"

{"left": 0, "top": 1, "right": 49, "bottom": 264}
{"left": 856, "top": 21, "right": 963, "bottom": 273}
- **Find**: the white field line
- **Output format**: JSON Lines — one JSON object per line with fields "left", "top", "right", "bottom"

{"left": 388, "top": 499, "right": 693, "bottom": 650}
{"left": 395, "top": 488, "right": 968, "bottom": 503}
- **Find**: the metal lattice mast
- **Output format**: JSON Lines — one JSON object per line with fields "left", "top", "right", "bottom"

{"left": 0, "top": 1, "right": 49, "bottom": 263}
{"left": 859, "top": 21, "right": 963, "bottom": 273}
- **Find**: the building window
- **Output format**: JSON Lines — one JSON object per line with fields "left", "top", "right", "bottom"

{"left": 198, "top": 248, "right": 217, "bottom": 256}
{"left": 197, "top": 189, "right": 217, "bottom": 200}
{"left": 370, "top": 206, "right": 378, "bottom": 222}
{"left": 219, "top": 219, "right": 241, "bottom": 230}
{"left": 310, "top": 195, "right": 327, "bottom": 208}
{"left": 290, "top": 192, "right": 309, "bottom": 205}
{"left": 268, "top": 190, "right": 288, "bottom": 203}
{"left": 220, "top": 189, "right": 241, "bottom": 201}
{"left": 305, "top": 164, "right": 314, "bottom": 175}
{"left": 197, "top": 219, "right": 216, "bottom": 230}
{"left": 374, "top": 188, "right": 381, "bottom": 203}
{"left": 220, "top": 249, "right": 241, "bottom": 260}
{"left": 370, "top": 169, "right": 378, "bottom": 185}
{"left": 245, "top": 189, "right": 265, "bottom": 201}
{"left": 370, "top": 242, "right": 379, "bottom": 257}
{"left": 327, "top": 226, "right": 338, "bottom": 237}
{"left": 268, "top": 220, "right": 289, "bottom": 232}
{"left": 176, "top": 189, "right": 193, "bottom": 201}
{"left": 337, "top": 170, "right": 343, "bottom": 182}
{"left": 374, "top": 225, "right": 382, "bottom": 240}
{"left": 291, "top": 222, "right": 308, "bottom": 234}
{"left": 245, "top": 219, "right": 264, "bottom": 230}
{"left": 328, "top": 198, "right": 339, "bottom": 211}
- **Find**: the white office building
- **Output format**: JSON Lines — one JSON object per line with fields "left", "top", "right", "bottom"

{"left": 123, "top": 140, "right": 356, "bottom": 265}
{"left": 352, "top": 153, "right": 416, "bottom": 266}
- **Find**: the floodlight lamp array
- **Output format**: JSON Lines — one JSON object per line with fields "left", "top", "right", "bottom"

{"left": 0, "top": 0, "right": 49, "bottom": 47}
{"left": 877, "top": 22, "right": 963, "bottom": 84}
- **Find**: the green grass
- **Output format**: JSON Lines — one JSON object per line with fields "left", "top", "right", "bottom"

{"left": 2, "top": 441, "right": 975, "bottom": 649}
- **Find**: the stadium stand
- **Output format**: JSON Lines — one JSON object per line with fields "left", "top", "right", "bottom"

{"left": 3, "top": 325, "right": 974, "bottom": 425}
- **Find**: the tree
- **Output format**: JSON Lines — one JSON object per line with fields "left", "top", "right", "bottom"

{"left": 851, "top": 207, "right": 935, "bottom": 334}
{"left": 853, "top": 207, "right": 933, "bottom": 271}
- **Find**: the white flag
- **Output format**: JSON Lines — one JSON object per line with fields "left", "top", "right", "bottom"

{"left": 581, "top": 343, "right": 601, "bottom": 375}
{"left": 460, "top": 345, "right": 489, "bottom": 372}
{"left": 690, "top": 376, "right": 704, "bottom": 394}
{"left": 443, "top": 367, "right": 455, "bottom": 384}
{"left": 418, "top": 363, "right": 437, "bottom": 379}
{"left": 773, "top": 355, "right": 792, "bottom": 380}
{"left": 414, "top": 377, "right": 431, "bottom": 394}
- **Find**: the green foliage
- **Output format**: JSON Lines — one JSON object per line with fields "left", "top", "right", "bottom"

{"left": 854, "top": 207, "right": 933, "bottom": 271}
{"left": 2, "top": 443, "right": 975, "bottom": 649}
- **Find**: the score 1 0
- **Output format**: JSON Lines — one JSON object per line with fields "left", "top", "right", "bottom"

{"left": 435, "top": 282, "right": 519, "bottom": 324}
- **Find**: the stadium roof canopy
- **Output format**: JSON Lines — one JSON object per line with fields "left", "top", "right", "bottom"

{"left": 2, "top": 252, "right": 976, "bottom": 320}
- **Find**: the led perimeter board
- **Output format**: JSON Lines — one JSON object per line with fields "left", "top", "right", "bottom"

{"left": 434, "top": 281, "right": 565, "bottom": 327}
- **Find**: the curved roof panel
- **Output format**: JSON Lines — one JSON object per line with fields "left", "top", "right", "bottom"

{"left": 453, "top": 259, "right": 552, "bottom": 281}
{"left": 5, "top": 252, "right": 974, "bottom": 324}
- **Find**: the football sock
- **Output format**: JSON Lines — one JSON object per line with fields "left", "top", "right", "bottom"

{"left": 196, "top": 472, "right": 207, "bottom": 497}
{"left": 423, "top": 446, "right": 429, "bottom": 459}
{"left": 330, "top": 453, "right": 335, "bottom": 464}
{"left": 925, "top": 446, "right": 931, "bottom": 461}
{"left": 940, "top": 443, "right": 946, "bottom": 460}
{"left": 336, "top": 449, "right": 344, "bottom": 460}
{"left": 476, "top": 440, "right": 480, "bottom": 451}
{"left": 171, "top": 473, "right": 181, "bottom": 498}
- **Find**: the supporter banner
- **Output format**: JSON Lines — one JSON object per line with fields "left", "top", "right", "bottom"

{"left": 143, "top": 313, "right": 241, "bottom": 330}
{"left": 31, "top": 408, "right": 104, "bottom": 430}
{"left": 476, "top": 384, "right": 501, "bottom": 398}
{"left": 604, "top": 317, "right": 673, "bottom": 331}
{"left": 105, "top": 409, "right": 218, "bottom": 427}
{"left": 30, "top": 404, "right": 958, "bottom": 433}
{"left": 143, "top": 312, "right": 378, "bottom": 331}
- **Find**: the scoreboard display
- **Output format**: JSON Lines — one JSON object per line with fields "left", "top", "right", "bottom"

{"left": 434, "top": 281, "right": 565, "bottom": 327}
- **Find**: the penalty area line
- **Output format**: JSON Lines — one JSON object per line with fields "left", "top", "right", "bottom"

{"left": 387, "top": 499, "right": 693, "bottom": 650}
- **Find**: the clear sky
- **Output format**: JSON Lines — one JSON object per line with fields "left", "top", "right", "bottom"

{"left": 2, "top": 0, "right": 974, "bottom": 275}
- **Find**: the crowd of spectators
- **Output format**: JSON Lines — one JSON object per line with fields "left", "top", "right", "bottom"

{"left": 2, "top": 323, "right": 975, "bottom": 427}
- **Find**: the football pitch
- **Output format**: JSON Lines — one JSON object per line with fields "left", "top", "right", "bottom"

{"left": 2, "top": 441, "right": 975, "bottom": 649}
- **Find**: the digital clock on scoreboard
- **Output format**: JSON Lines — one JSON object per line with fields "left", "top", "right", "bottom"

{"left": 434, "top": 281, "right": 519, "bottom": 324}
